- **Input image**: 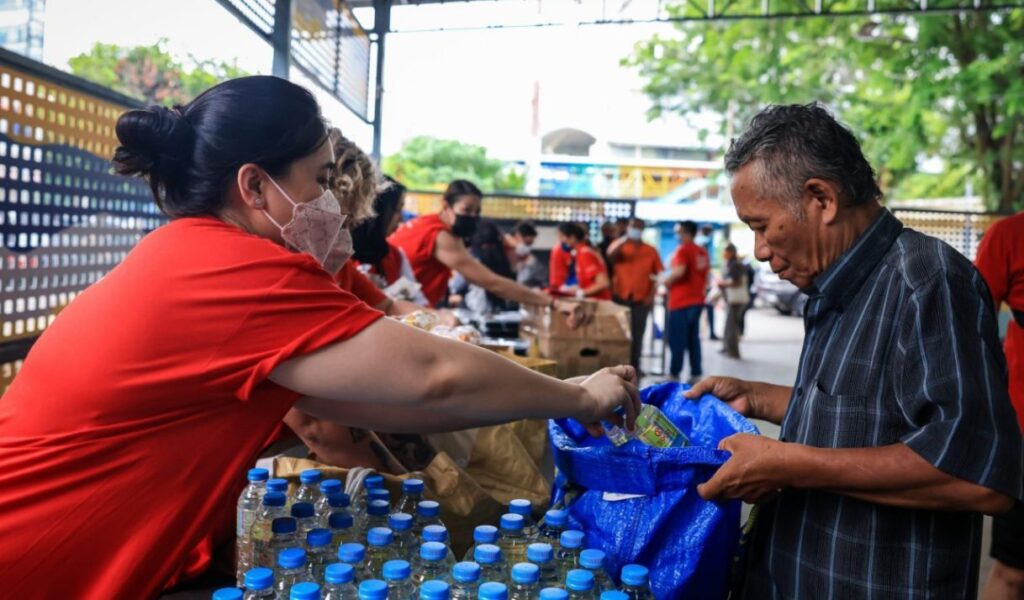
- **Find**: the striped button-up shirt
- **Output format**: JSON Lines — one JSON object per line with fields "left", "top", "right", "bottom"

{"left": 741, "top": 209, "right": 1024, "bottom": 599}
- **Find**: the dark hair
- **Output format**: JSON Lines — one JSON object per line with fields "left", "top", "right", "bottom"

{"left": 113, "top": 76, "right": 328, "bottom": 217}
{"left": 615, "top": 217, "right": 630, "bottom": 226}
{"left": 678, "top": 220, "right": 698, "bottom": 237}
{"left": 470, "top": 220, "right": 515, "bottom": 309}
{"left": 514, "top": 220, "right": 538, "bottom": 238}
{"left": 724, "top": 243, "right": 737, "bottom": 255}
{"left": 629, "top": 218, "right": 646, "bottom": 229}
{"left": 352, "top": 175, "right": 406, "bottom": 266}
{"left": 724, "top": 103, "right": 881, "bottom": 210}
{"left": 558, "top": 222, "right": 586, "bottom": 241}
{"left": 443, "top": 179, "right": 483, "bottom": 207}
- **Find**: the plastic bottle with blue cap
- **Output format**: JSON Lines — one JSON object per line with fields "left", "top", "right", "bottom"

{"left": 473, "top": 544, "right": 507, "bottom": 585}
{"left": 316, "top": 479, "right": 345, "bottom": 519}
{"left": 599, "top": 592, "right": 628, "bottom": 600}
{"left": 539, "top": 589, "right": 569, "bottom": 600}
{"left": 212, "top": 587, "right": 243, "bottom": 600}
{"left": 536, "top": 509, "right": 567, "bottom": 553}
{"left": 451, "top": 561, "right": 482, "bottom": 599}
{"left": 527, "top": 543, "right": 559, "bottom": 588}
{"left": 322, "top": 491, "right": 353, "bottom": 531}
{"left": 329, "top": 511, "right": 357, "bottom": 552}
{"left": 463, "top": 525, "right": 499, "bottom": 563}
{"left": 366, "top": 527, "right": 398, "bottom": 579}
{"left": 383, "top": 559, "right": 416, "bottom": 599}
{"left": 243, "top": 567, "right": 276, "bottom": 599}
{"left": 338, "top": 543, "right": 369, "bottom": 583}
{"left": 307, "top": 528, "right": 335, "bottom": 581}
{"left": 498, "top": 513, "right": 528, "bottom": 566}
{"left": 565, "top": 569, "right": 597, "bottom": 600}
{"left": 251, "top": 492, "right": 288, "bottom": 569}
{"left": 361, "top": 500, "right": 392, "bottom": 539}
{"left": 478, "top": 581, "right": 509, "bottom": 600}
{"left": 267, "top": 478, "right": 290, "bottom": 495}
{"left": 275, "top": 547, "right": 311, "bottom": 599}
{"left": 261, "top": 517, "right": 299, "bottom": 569}
{"left": 389, "top": 513, "right": 417, "bottom": 561}
{"left": 396, "top": 478, "right": 425, "bottom": 516}
{"left": 357, "top": 579, "right": 388, "bottom": 600}
{"left": 509, "top": 563, "right": 540, "bottom": 600}
{"left": 578, "top": 549, "right": 614, "bottom": 593}
{"left": 507, "top": 499, "right": 537, "bottom": 539}
{"left": 292, "top": 502, "right": 319, "bottom": 537}
{"left": 419, "top": 579, "right": 450, "bottom": 600}
{"left": 421, "top": 525, "right": 457, "bottom": 568}
{"left": 291, "top": 582, "right": 321, "bottom": 600}
{"left": 414, "top": 500, "right": 445, "bottom": 537}
{"left": 413, "top": 541, "right": 452, "bottom": 587}
{"left": 296, "top": 469, "right": 324, "bottom": 506}
{"left": 618, "top": 564, "right": 652, "bottom": 600}
{"left": 323, "top": 562, "right": 359, "bottom": 600}
{"left": 556, "top": 531, "right": 585, "bottom": 580}
{"left": 354, "top": 474, "right": 385, "bottom": 519}
{"left": 236, "top": 468, "right": 269, "bottom": 585}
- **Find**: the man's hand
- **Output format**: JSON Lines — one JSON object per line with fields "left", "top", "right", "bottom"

{"left": 698, "top": 434, "right": 791, "bottom": 504}
{"left": 685, "top": 376, "right": 792, "bottom": 424}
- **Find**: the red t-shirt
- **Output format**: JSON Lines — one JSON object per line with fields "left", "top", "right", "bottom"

{"left": 361, "top": 244, "right": 404, "bottom": 286}
{"left": 336, "top": 260, "right": 388, "bottom": 307}
{"left": 575, "top": 244, "right": 612, "bottom": 300}
{"left": 388, "top": 214, "right": 451, "bottom": 307}
{"left": 975, "top": 212, "right": 1024, "bottom": 427}
{"left": 0, "top": 217, "right": 382, "bottom": 598}
{"left": 612, "top": 242, "right": 664, "bottom": 303}
{"left": 668, "top": 241, "right": 710, "bottom": 310}
{"left": 549, "top": 243, "right": 573, "bottom": 291}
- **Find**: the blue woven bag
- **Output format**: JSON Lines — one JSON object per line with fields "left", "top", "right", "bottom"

{"left": 550, "top": 381, "right": 758, "bottom": 599}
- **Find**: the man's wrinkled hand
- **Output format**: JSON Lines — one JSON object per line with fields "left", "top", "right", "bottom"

{"left": 698, "top": 434, "right": 791, "bottom": 504}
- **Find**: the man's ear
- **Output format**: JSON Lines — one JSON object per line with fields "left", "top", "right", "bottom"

{"left": 804, "top": 178, "right": 841, "bottom": 225}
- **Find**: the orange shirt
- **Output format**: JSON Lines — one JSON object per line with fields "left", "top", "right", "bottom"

{"left": 668, "top": 241, "right": 710, "bottom": 310}
{"left": 612, "top": 241, "right": 664, "bottom": 303}
{"left": 0, "top": 217, "right": 382, "bottom": 598}
{"left": 549, "top": 243, "right": 573, "bottom": 291}
{"left": 336, "top": 260, "right": 388, "bottom": 307}
{"left": 388, "top": 214, "right": 451, "bottom": 307}
{"left": 576, "top": 244, "right": 613, "bottom": 301}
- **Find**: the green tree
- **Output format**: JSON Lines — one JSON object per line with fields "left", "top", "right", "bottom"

{"left": 68, "top": 40, "right": 247, "bottom": 106}
{"left": 382, "top": 136, "right": 527, "bottom": 193}
{"left": 624, "top": 8, "right": 1024, "bottom": 213}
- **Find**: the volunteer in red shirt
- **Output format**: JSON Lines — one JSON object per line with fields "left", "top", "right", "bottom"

{"left": 0, "top": 76, "right": 640, "bottom": 599}
{"left": 664, "top": 220, "right": 710, "bottom": 382}
{"left": 554, "top": 222, "right": 612, "bottom": 300}
{"left": 607, "top": 218, "right": 664, "bottom": 370}
{"left": 976, "top": 211, "right": 1024, "bottom": 598}
{"left": 549, "top": 239, "right": 574, "bottom": 291}
{"left": 388, "top": 180, "right": 554, "bottom": 309}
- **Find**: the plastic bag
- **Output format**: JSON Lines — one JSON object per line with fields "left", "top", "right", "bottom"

{"left": 549, "top": 382, "right": 758, "bottom": 599}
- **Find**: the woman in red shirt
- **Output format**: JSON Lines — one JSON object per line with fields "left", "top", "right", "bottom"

{"left": 0, "top": 76, "right": 639, "bottom": 599}
{"left": 553, "top": 222, "right": 612, "bottom": 300}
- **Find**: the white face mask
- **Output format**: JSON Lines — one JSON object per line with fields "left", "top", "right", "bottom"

{"left": 627, "top": 228, "right": 643, "bottom": 241}
{"left": 262, "top": 177, "right": 350, "bottom": 274}
{"left": 515, "top": 243, "right": 532, "bottom": 257}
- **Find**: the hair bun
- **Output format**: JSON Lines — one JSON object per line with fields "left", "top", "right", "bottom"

{"left": 112, "top": 105, "right": 195, "bottom": 180}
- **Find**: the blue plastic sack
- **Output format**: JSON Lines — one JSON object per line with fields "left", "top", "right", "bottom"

{"left": 549, "top": 382, "right": 758, "bottom": 599}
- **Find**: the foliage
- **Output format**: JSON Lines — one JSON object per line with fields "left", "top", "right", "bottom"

{"left": 382, "top": 136, "right": 527, "bottom": 193}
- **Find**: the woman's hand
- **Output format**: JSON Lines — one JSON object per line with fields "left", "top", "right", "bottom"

{"left": 576, "top": 365, "right": 641, "bottom": 437}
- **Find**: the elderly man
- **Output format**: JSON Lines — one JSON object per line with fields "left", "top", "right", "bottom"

{"left": 688, "top": 103, "right": 1023, "bottom": 598}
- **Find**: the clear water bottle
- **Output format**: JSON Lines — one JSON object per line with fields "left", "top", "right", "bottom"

{"left": 213, "top": 587, "right": 243, "bottom": 600}
{"left": 384, "top": 559, "right": 417, "bottom": 599}
{"left": 323, "top": 563, "right": 359, "bottom": 600}
{"left": 358, "top": 579, "right": 388, "bottom": 600}
{"left": 527, "top": 543, "right": 559, "bottom": 588}
{"left": 539, "top": 589, "right": 569, "bottom": 600}
{"left": 451, "top": 562, "right": 482, "bottom": 600}
{"left": 474, "top": 544, "right": 507, "bottom": 585}
{"left": 463, "top": 525, "right": 500, "bottom": 562}
{"left": 556, "top": 531, "right": 584, "bottom": 578}
{"left": 362, "top": 500, "right": 391, "bottom": 540}
{"left": 296, "top": 469, "right": 324, "bottom": 505}
{"left": 354, "top": 474, "right": 385, "bottom": 518}
{"left": 322, "top": 492, "right": 354, "bottom": 530}
{"left": 262, "top": 517, "right": 300, "bottom": 569}
{"left": 600, "top": 592, "right": 628, "bottom": 600}
{"left": 396, "top": 478, "right": 425, "bottom": 516}
{"left": 307, "top": 528, "right": 335, "bottom": 582}
{"left": 419, "top": 580, "right": 451, "bottom": 600}
{"left": 369, "top": 488, "right": 391, "bottom": 510}
{"left": 536, "top": 510, "right": 567, "bottom": 552}
{"left": 414, "top": 501, "right": 444, "bottom": 537}
{"left": 236, "top": 468, "right": 270, "bottom": 585}
{"left": 338, "top": 543, "right": 369, "bottom": 584}
{"left": 498, "top": 514, "right": 529, "bottom": 567}
{"left": 366, "top": 527, "right": 398, "bottom": 580}
{"left": 509, "top": 563, "right": 540, "bottom": 600}
{"left": 316, "top": 480, "right": 345, "bottom": 519}
{"left": 268, "top": 478, "right": 290, "bottom": 496}
{"left": 329, "top": 512, "right": 358, "bottom": 552}
{"left": 565, "top": 570, "right": 596, "bottom": 600}
{"left": 243, "top": 567, "right": 276, "bottom": 599}
{"left": 275, "top": 548, "right": 311, "bottom": 600}
{"left": 413, "top": 542, "right": 452, "bottom": 587}
{"left": 251, "top": 492, "right": 288, "bottom": 569}
{"left": 290, "top": 502, "right": 318, "bottom": 537}
{"left": 389, "top": 513, "right": 417, "bottom": 561}
{"left": 578, "top": 550, "right": 614, "bottom": 593}
{"left": 507, "top": 500, "right": 537, "bottom": 539}
{"left": 618, "top": 565, "right": 652, "bottom": 600}
{"left": 291, "top": 582, "right": 321, "bottom": 600}
{"left": 478, "top": 582, "right": 509, "bottom": 600}
{"left": 421, "top": 526, "right": 457, "bottom": 568}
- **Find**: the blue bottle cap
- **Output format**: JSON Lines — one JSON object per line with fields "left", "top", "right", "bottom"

{"left": 358, "top": 579, "right": 388, "bottom": 600}
{"left": 262, "top": 491, "right": 286, "bottom": 507}
{"left": 320, "top": 479, "right": 342, "bottom": 495}
{"left": 247, "top": 468, "right": 269, "bottom": 483}
{"left": 271, "top": 517, "right": 297, "bottom": 534}
{"left": 600, "top": 592, "right": 629, "bottom": 600}
{"left": 620, "top": 564, "right": 650, "bottom": 586}
{"left": 500, "top": 513, "right": 524, "bottom": 532}
{"left": 539, "top": 589, "right": 569, "bottom": 600}
{"left": 527, "top": 543, "right": 553, "bottom": 563}
{"left": 560, "top": 530, "right": 585, "bottom": 549}
{"left": 328, "top": 493, "right": 351, "bottom": 508}
{"left": 300, "top": 469, "right": 322, "bottom": 485}
{"left": 291, "top": 502, "right": 315, "bottom": 519}
{"left": 212, "top": 588, "right": 243, "bottom": 600}
{"left": 369, "top": 488, "right": 390, "bottom": 503}
{"left": 419, "top": 580, "right": 451, "bottom": 600}
{"left": 422, "top": 525, "right": 449, "bottom": 543}
{"left": 389, "top": 512, "right": 414, "bottom": 532}
{"left": 290, "top": 582, "right": 320, "bottom": 600}
{"left": 508, "top": 499, "right": 532, "bottom": 517}
{"left": 307, "top": 528, "right": 332, "bottom": 548}
{"left": 338, "top": 542, "right": 366, "bottom": 563}
{"left": 478, "top": 582, "right": 508, "bottom": 600}
{"left": 452, "top": 561, "right": 481, "bottom": 584}
{"left": 367, "top": 499, "right": 390, "bottom": 516}
{"left": 579, "top": 549, "right": 606, "bottom": 570}
{"left": 383, "top": 559, "right": 412, "bottom": 581}
{"left": 325, "top": 562, "right": 355, "bottom": 584}
{"left": 474, "top": 544, "right": 502, "bottom": 565}
{"left": 417, "top": 500, "right": 440, "bottom": 518}
{"left": 420, "top": 541, "right": 448, "bottom": 561}
{"left": 543, "top": 509, "right": 567, "bottom": 528}
{"left": 566, "top": 569, "right": 595, "bottom": 592}
{"left": 511, "top": 563, "right": 540, "bottom": 584}
{"left": 403, "top": 478, "right": 425, "bottom": 494}
{"left": 267, "top": 478, "right": 289, "bottom": 493}
{"left": 368, "top": 527, "right": 394, "bottom": 547}
{"left": 364, "top": 474, "right": 385, "bottom": 489}
{"left": 473, "top": 525, "right": 499, "bottom": 544}
{"left": 244, "top": 567, "right": 274, "bottom": 591}
{"left": 329, "top": 512, "right": 354, "bottom": 530}
{"left": 278, "top": 548, "right": 307, "bottom": 569}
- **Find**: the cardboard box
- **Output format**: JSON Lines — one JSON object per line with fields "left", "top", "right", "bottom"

{"left": 520, "top": 300, "right": 632, "bottom": 379}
